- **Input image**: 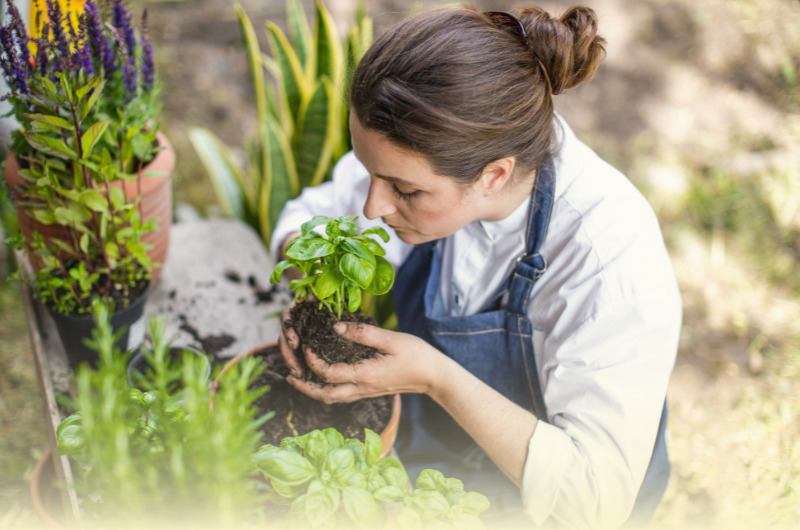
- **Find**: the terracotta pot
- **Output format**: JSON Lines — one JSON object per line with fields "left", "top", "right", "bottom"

{"left": 213, "top": 342, "right": 402, "bottom": 458}
{"left": 3, "top": 131, "right": 175, "bottom": 284}
{"left": 30, "top": 447, "right": 67, "bottom": 527}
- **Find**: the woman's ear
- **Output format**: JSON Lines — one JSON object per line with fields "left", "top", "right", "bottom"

{"left": 479, "top": 157, "right": 515, "bottom": 196}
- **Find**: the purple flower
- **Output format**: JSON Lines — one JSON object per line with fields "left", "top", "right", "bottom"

{"left": 0, "top": 26, "right": 29, "bottom": 94}
{"left": 46, "top": 0, "right": 71, "bottom": 65}
{"left": 81, "top": 1, "right": 105, "bottom": 66}
{"left": 123, "top": 57, "right": 137, "bottom": 101}
{"left": 6, "top": 0, "right": 30, "bottom": 70}
{"left": 140, "top": 10, "right": 155, "bottom": 92}
{"left": 112, "top": 0, "right": 137, "bottom": 58}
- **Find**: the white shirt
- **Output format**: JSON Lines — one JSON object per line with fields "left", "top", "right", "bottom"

{"left": 271, "top": 117, "right": 682, "bottom": 529}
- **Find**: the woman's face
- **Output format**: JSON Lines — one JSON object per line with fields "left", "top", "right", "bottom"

{"left": 350, "top": 113, "right": 485, "bottom": 245}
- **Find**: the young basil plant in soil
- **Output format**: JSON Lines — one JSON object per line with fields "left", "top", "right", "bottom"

{"left": 270, "top": 215, "right": 395, "bottom": 367}
{"left": 254, "top": 427, "right": 491, "bottom": 529}
{"left": 271, "top": 215, "right": 394, "bottom": 319}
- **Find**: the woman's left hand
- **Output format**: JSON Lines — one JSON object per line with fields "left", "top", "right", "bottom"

{"left": 286, "top": 321, "right": 445, "bottom": 404}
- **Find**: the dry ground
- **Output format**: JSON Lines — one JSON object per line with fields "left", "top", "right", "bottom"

{"left": 1, "top": 0, "right": 798, "bottom": 528}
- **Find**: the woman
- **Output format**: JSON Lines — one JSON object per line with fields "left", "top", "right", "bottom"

{"left": 270, "top": 5, "right": 681, "bottom": 528}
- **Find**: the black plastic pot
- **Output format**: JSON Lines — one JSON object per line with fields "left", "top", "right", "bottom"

{"left": 127, "top": 345, "right": 212, "bottom": 393}
{"left": 46, "top": 290, "right": 149, "bottom": 369}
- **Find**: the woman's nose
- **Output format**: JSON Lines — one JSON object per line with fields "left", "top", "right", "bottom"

{"left": 363, "top": 179, "right": 397, "bottom": 220}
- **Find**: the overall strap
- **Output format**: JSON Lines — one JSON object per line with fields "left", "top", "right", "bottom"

{"left": 495, "top": 157, "right": 556, "bottom": 314}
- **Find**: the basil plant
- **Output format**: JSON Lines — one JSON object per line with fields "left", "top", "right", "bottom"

{"left": 270, "top": 215, "right": 395, "bottom": 319}
{"left": 254, "top": 428, "right": 491, "bottom": 528}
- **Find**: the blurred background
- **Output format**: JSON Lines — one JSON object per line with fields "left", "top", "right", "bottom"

{"left": 1, "top": 0, "right": 798, "bottom": 528}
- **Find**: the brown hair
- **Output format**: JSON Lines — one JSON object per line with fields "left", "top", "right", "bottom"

{"left": 350, "top": 5, "right": 606, "bottom": 183}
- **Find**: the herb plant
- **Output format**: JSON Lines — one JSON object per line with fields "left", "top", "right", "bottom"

{"left": 57, "top": 304, "right": 272, "bottom": 525}
{"left": 1, "top": 0, "right": 164, "bottom": 314}
{"left": 270, "top": 215, "right": 395, "bottom": 319}
{"left": 254, "top": 428, "right": 491, "bottom": 528}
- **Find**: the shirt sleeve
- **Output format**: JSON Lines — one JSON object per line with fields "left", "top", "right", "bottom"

{"left": 269, "top": 151, "right": 410, "bottom": 268}
{"left": 520, "top": 155, "right": 682, "bottom": 528}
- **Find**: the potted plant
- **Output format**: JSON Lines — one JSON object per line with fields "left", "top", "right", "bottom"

{"left": 254, "top": 428, "right": 491, "bottom": 528}
{"left": 54, "top": 303, "right": 271, "bottom": 526}
{"left": 0, "top": 0, "right": 175, "bottom": 365}
{"left": 213, "top": 341, "right": 401, "bottom": 456}
{"left": 270, "top": 215, "right": 395, "bottom": 367}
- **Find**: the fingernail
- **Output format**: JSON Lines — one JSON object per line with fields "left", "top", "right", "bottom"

{"left": 291, "top": 369, "right": 300, "bottom": 377}
{"left": 334, "top": 323, "right": 346, "bottom": 335}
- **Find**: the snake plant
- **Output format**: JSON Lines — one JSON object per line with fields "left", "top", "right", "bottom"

{"left": 189, "top": 0, "right": 373, "bottom": 248}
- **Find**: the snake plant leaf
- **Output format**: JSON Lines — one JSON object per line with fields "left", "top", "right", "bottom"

{"left": 188, "top": 127, "right": 248, "bottom": 220}
{"left": 296, "top": 78, "right": 338, "bottom": 189}
{"left": 286, "top": 0, "right": 312, "bottom": 68}
{"left": 259, "top": 116, "right": 299, "bottom": 246}
{"left": 313, "top": 0, "right": 342, "bottom": 84}
{"left": 266, "top": 21, "right": 307, "bottom": 134}
{"left": 235, "top": 4, "right": 268, "bottom": 150}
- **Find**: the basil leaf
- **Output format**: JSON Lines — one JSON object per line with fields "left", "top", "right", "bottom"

{"left": 366, "top": 255, "right": 394, "bottom": 295}
{"left": 339, "top": 253, "right": 375, "bottom": 289}
{"left": 343, "top": 486, "right": 386, "bottom": 529}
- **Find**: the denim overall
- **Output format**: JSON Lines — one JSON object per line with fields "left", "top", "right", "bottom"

{"left": 393, "top": 159, "right": 670, "bottom": 524}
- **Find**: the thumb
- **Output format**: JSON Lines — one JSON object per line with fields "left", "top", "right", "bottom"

{"left": 334, "top": 321, "right": 390, "bottom": 350}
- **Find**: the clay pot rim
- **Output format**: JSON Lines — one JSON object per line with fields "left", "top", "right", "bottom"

{"left": 212, "top": 341, "right": 402, "bottom": 458}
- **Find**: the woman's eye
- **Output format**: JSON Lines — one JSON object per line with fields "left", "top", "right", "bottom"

{"left": 392, "top": 185, "right": 419, "bottom": 201}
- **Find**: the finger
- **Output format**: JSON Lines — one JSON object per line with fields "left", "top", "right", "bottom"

{"left": 304, "top": 348, "right": 361, "bottom": 385}
{"left": 286, "top": 376, "right": 361, "bottom": 404}
{"left": 334, "top": 321, "right": 393, "bottom": 351}
{"left": 278, "top": 332, "right": 303, "bottom": 377}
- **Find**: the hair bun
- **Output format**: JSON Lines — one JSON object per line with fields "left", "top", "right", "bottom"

{"left": 519, "top": 5, "right": 606, "bottom": 94}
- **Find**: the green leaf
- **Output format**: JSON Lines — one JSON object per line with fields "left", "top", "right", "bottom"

{"left": 79, "top": 189, "right": 109, "bottom": 213}
{"left": 364, "top": 429, "right": 382, "bottom": 466}
{"left": 300, "top": 215, "right": 332, "bottom": 235}
{"left": 255, "top": 447, "right": 316, "bottom": 486}
{"left": 295, "top": 78, "right": 338, "bottom": 190}
{"left": 312, "top": 266, "right": 344, "bottom": 301}
{"left": 362, "top": 226, "right": 390, "bottom": 243}
{"left": 261, "top": 116, "right": 299, "bottom": 245}
{"left": 56, "top": 424, "right": 87, "bottom": 455}
{"left": 236, "top": 5, "right": 268, "bottom": 130}
{"left": 286, "top": 0, "right": 312, "bottom": 67}
{"left": 342, "top": 238, "right": 376, "bottom": 264}
{"left": 80, "top": 120, "right": 109, "bottom": 159}
{"left": 23, "top": 113, "right": 73, "bottom": 130}
{"left": 339, "top": 252, "right": 375, "bottom": 290}
{"left": 270, "top": 259, "right": 299, "bottom": 284}
{"left": 304, "top": 431, "right": 331, "bottom": 469}
{"left": 324, "top": 448, "right": 356, "bottom": 480}
{"left": 381, "top": 463, "right": 409, "bottom": 489}
{"left": 409, "top": 489, "right": 449, "bottom": 516}
{"left": 342, "top": 487, "right": 385, "bottom": 529}
{"left": 286, "top": 236, "right": 335, "bottom": 261}
{"left": 302, "top": 480, "right": 340, "bottom": 526}
{"left": 189, "top": 126, "right": 250, "bottom": 221}
{"left": 373, "top": 485, "right": 406, "bottom": 503}
{"left": 457, "top": 491, "right": 491, "bottom": 515}
{"left": 367, "top": 256, "right": 394, "bottom": 296}
{"left": 345, "top": 283, "right": 361, "bottom": 314}
{"left": 266, "top": 21, "right": 307, "bottom": 131}
{"left": 415, "top": 469, "right": 446, "bottom": 492}
{"left": 313, "top": 0, "right": 342, "bottom": 83}
{"left": 23, "top": 133, "right": 77, "bottom": 160}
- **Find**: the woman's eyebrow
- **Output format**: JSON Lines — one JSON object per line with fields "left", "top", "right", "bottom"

{"left": 374, "top": 173, "right": 417, "bottom": 187}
